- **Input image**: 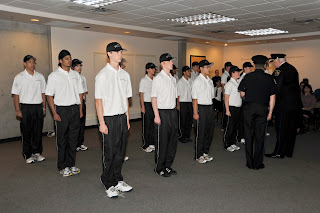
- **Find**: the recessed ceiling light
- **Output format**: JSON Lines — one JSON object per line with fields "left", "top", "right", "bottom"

{"left": 256, "top": 42, "right": 260, "bottom": 43}
{"left": 235, "top": 28, "right": 288, "bottom": 36}
{"left": 70, "top": 0, "right": 124, "bottom": 8}
{"left": 205, "top": 42, "right": 210, "bottom": 44}
{"left": 31, "top": 19, "right": 39, "bottom": 22}
{"left": 224, "top": 43, "right": 228, "bottom": 46}
{"left": 84, "top": 26, "right": 90, "bottom": 28}
{"left": 124, "top": 32, "right": 131, "bottom": 34}
{"left": 292, "top": 38, "right": 296, "bottom": 40}
{"left": 167, "top": 12, "right": 237, "bottom": 25}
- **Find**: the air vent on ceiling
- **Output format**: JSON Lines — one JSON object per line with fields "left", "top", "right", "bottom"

{"left": 209, "top": 30, "right": 224, "bottom": 34}
{"left": 293, "top": 18, "right": 320, "bottom": 25}
{"left": 85, "top": 7, "right": 117, "bottom": 15}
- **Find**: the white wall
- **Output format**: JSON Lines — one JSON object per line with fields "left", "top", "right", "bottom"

{"left": 186, "top": 43, "right": 224, "bottom": 78}
{"left": 223, "top": 39, "right": 320, "bottom": 89}
{"left": 51, "top": 27, "right": 178, "bottom": 125}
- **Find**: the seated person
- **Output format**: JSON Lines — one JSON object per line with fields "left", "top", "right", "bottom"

{"left": 300, "top": 84, "right": 316, "bottom": 132}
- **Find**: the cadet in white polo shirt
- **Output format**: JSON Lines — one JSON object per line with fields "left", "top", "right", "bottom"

{"left": 190, "top": 61, "right": 199, "bottom": 81}
{"left": 221, "top": 62, "right": 233, "bottom": 131}
{"left": 95, "top": 42, "right": 133, "bottom": 198}
{"left": 72, "top": 59, "right": 89, "bottom": 152}
{"left": 177, "top": 66, "right": 193, "bottom": 143}
{"left": 139, "top": 62, "right": 156, "bottom": 153}
{"left": 151, "top": 53, "right": 178, "bottom": 177}
{"left": 46, "top": 50, "right": 84, "bottom": 177}
{"left": 12, "top": 55, "right": 46, "bottom": 164}
{"left": 223, "top": 66, "right": 242, "bottom": 152}
{"left": 192, "top": 60, "right": 215, "bottom": 164}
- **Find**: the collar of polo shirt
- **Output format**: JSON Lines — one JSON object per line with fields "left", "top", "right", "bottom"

{"left": 107, "top": 63, "right": 120, "bottom": 72}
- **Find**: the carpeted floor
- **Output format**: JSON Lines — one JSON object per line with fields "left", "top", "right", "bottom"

{"left": 0, "top": 120, "right": 319, "bottom": 213}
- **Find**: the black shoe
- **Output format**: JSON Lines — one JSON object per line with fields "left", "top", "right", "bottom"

{"left": 166, "top": 168, "right": 177, "bottom": 175}
{"left": 156, "top": 170, "right": 171, "bottom": 177}
{"left": 179, "top": 138, "right": 188, "bottom": 143}
{"left": 254, "top": 164, "right": 265, "bottom": 170}
{"left": 186, "top": 138, "right": 193, "bottom": 143}
{"left": 246, "top": 164, "right": 254, "bottom": 169}
{"left": 265, "top": 153, "right": 278, "bottom": 158}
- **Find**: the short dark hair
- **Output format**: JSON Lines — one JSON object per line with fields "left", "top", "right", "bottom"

{"left": 302, "top": 84, "right": 313, "bottom": 94}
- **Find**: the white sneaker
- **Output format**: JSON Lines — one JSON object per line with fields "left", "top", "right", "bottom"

{"left": 70, "top": 166, "right": 80, "bottom": 175}
{"left": 231, "top": 144, "right": 240, "bottom": 151}
{"left": 60, "top": 167, "right": 72, "bottom": 177}
{"left": 143, "top": 146, "right": 153, "bottom": 153}
{"left": 240, "top": 138, "right": 245, "bottom": 144}
{"left": 203, "top": 153, "right": 213, "bottom": 162}
{"left": 33, "top": 153, "right": 45, "bottom": 162}
{"left": 26, "top": 156, "right": 35, "bottom": 164}
{"left": 106, "top": 186, "right": 119, "bottom": 198}
{"left": 227, "top": 146, "right": 235, "bottom": 152}
{"left": 124, "top": 156, "right": 129, "bottom": 161}
{"left": 76, "top": 145, "right": 88, "bottom": 152}
{"left": 266, "top": 132, "right": 270, "bottom": 136}
{"left": 149, "top": 145, "right": 155, "bottom": 150}
{"left": 196, "top": 156, "right": 207, "bottom": 164}
{"left": 47, "top": 130, "right": 55, "bottom": 137}
{"left": 115, "top": 181, "right": 132, "bottom": 192}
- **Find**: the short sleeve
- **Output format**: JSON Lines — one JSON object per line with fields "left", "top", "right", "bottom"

{"left": 45, "top": 74, "right": 55, "bottom": 96}
{"left": 177, "top": 80, "right": 183, "bottom": 97}
{"left": 151, "top": 77, "right": 159, "bottom": 98}
{"left": 126, "top": 74, "right": 132, "bottom": 98}
{"left": 238, "top": 78, "right": 247, "bottom": 92}
{"left": 95, "top": 75, "right": 103, "bottom": 99}
{"left": 82, "top": 75, "right": 88, "bottom": 93}
{"left": 191, "top": 80, "right": 199, "bottom": 99}
{"left": 78, "top": 74, "right": 84, "bottom": 94}
{"left": 269, "top": 79, "right": 277, "bottom": 95}
{"left": 221, "top": 73, "right": 228, "bottom": 84}
{"left": 139, "top": 79, "right": 145, "bottom": 93}
{"left": 224, "top": 83, "right": 232, "bottom": 95}
{"left": 40, "top": 75, "right": 46, "bottom": 93}
{"left": 11, "top": 75, "right": 21, "bottom": 95}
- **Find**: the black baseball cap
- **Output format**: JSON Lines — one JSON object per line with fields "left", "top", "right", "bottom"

{"left": 199, "top": 60, "right": 214, "bottom": 68}
{"left": 172, "top": 64, "right": 178, "bottom": 70}
{"left": 224, "top": 62, "right": 233, "bottom": 68}
{"left": 270, "top": 54, "right": 286, "bottom": 59}
{"left": 106, "top": 42, "right": 127, "bottom": 52}
{"left": 146, "top": 62, "right": 156, "bottom": 69}
{"left": 159, "top": 53, "right": 176, "bottom": 63}
{"left": 23, "top": 55, "right": 36, "bottom": 62}
{"left": 243, "top": 62, "right": 253, "bottom": 69}
{"left": 58, "top": 50, "right": 71, "bottom": 60}
{"left": 72, "top": 59, "right": 82, "bottom": 67}
{"left": 192, "top": 61, "right": 199, "bottom": 67}
{"left": 229, "top": 66, "right": 242, "bottom": 74}
{"left": 252, "top": 55, "right": 269, "bottom": 65}
{"left": 182, "top": 66, "right": 190, "bottom": 73}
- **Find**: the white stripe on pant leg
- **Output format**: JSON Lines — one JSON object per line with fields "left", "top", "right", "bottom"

{"left": 21, "top": 126, "right": 26, "bottom": 160}
{"left": 223, "top": 116, "right": 230, "bottom": 147}
{"left": 178, "top": 108, "right": 182, "bottom": 139}
{"left": 195, "top": 119, "right": 199, "bottom": 159}
{"left": 142, "top": 113, "right": 146, "bottom": 148}
{"left": 154, "top": 125, "right": 160, "bottom": 173}
{"left": 55, "top": 120, "right": 59, "bottom": 169}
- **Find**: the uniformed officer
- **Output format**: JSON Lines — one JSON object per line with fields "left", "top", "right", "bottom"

{"left": 177, "top": 66, "right": 193, "bottom": 143}
{"left": 223, "top": 66, "right": 242, "bottom": 152}
{"left": 139, "top": 62, "right": 156, "bottom": 153}
{"left": 151, "top": 53, "right": 178, "bottom": 177}
{"left": 12, "top": 55, "right": 46, "bottom": 164}
{"left": 265, "top": 54, "right": 301, "bottom": 158}
{"left": 238, "top": 55, "right": 277, "bottom": 170}
{"left": 72, "top": 59, "right": 89, "bottom": 152}
{"left": 46, "top": 50, "right": 84, "bottom": 177}
{"left": 192, "top": 60, "right": 215, "bottom": 164}
{"left": 95, "top": 42, "right": 133, "bottom": 198}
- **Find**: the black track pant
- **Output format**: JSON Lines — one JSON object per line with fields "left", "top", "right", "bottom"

{"left": 273, "top": 110, "right": 297, "bottom": 157}
{"left": 77, "top": 100, "right": 86, "bottom": 147}
{"left": 223, "top": 106, "right": 240, "bottom": 148}
{"left": 55, "top": 105, "right": 80, "bottom": 171}
{"left": 221, "top": 102, "right": 228, "bottom": 129}
{"left": 154, "top": 109, "right": 178, "bottom": 173}
{"left": 101, "top": 114, "right": 128, "bottom": 189}
{"left": 194, "top": 105, "right": 215, "bottom": 159}
{"left": 243, "top": 103, "right": 268, "bottom": 168}
{"left": 179, "top": 102, "right": 193, "bottom": 141}
{"left": 142, "top": 102, "right": 154, "bottom": 149}
{"left": 20, "top": 104, "right": 44, "bottom": 159}
{"left": 237, "top": 102, "right": 245, "bottom": 140}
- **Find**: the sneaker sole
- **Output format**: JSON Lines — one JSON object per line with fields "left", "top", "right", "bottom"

{"left": 62, "top": 173, "right": 72, "bottom": 177}
{"left": 72, "top": 171, "right": 80, "bottom": 175}
{"left": 26, "top": 161, "right": 34, "bottom": 164}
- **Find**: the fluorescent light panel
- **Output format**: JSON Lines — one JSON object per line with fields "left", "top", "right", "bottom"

{"left": 168, "top": 13, "right": 237, "bottom": 25}
{"left": 235, "top": 28, "right": 288, "bottom": 36}
{"left": 70, "top": 0, "right": 124, "bottom": 7}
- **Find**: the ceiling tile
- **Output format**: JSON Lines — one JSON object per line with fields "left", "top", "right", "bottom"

{"left": 274, "top": 0, "right": 320, "bottom": 8}
{"left": 287, "top": 2, "right": 320, "bottom": 12}
{"left": 258, "top": 8, "right": 297, "bottom": 16}
{"left": 225, "top": 0, "right": 269, "bottom": 7}
{"left": 196, "top": 3, "right": 236, "bottom": 12}
{"left": 102, "top": 2, "right": 143, "bottom": 12}
{"left": 126, "top": 8, "right": 165, "bottom": 16}
{"left": 241, "top": 2, "right": 280, "bottom": 12}
{"left": 150, "top": 2, "right": 191, "bottom": 12}
{"left": 174, "top": 9, "right": 205, "bottom": 17}
{"left": 6, "top": 0, "right": 49, "bottom": 10}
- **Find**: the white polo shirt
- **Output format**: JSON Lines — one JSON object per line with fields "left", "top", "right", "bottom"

{"left": 11, "top": 70, "right": 46, "bottom": 104}
{"left": 151, "top": 70, "right": 177, "bottom": 109}
{"left": 95, "top": 63, "right": 132, "bottom": 116}
{"left": 177, "top": 77, "right": 192, "bottom": 102}
{"left": 192, "top": 74, "right": 215, "bottom": 105}
{"left": 190, "top": 69, "right": 199, "bottom": 81}
{"left": 80, "top": 74, "right": 88, "bottom": 93}
{"left": 139, "top": 74, "right": 153, "bottom": 102}
{"left": 173, "top": 74, "right": 179, "bottom": 81}
{"left": 214, "top": 86, "right": 222, "bottom": 101}
{"left": 224, "top": 78, "right": 242, "bottom": 107}
{"left": 221, "top": 71, "right": 230, "bottom": 84}
{"left": 45, "top": 67, "right": 84, "bottom": 106}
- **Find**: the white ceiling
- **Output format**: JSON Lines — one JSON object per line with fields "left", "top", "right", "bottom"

{"left": 1, "top": 0, "right": 320, "bottom": 46}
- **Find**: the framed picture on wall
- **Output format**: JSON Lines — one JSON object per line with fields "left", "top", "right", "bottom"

{"left": 190, "top": 55, "right": 206, "bottom": 67}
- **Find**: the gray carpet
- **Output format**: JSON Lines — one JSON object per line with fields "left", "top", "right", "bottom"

{"left": 0, "top": 120, "right": 319, "bottom": 213}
